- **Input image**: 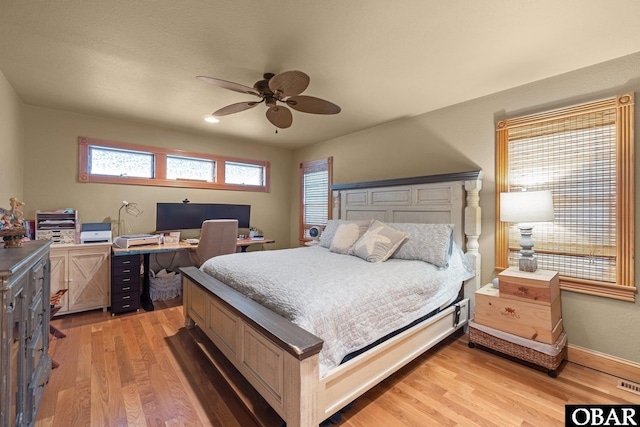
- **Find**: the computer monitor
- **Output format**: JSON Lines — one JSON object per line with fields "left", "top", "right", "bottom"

{"left": 155, "top": 203, "right": 251, "bottom": 231}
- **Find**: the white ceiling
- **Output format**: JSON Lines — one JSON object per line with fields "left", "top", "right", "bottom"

{"left": 2, "top": 1, "right": 640, "bottom": 149}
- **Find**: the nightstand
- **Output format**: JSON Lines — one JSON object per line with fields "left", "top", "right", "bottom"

{"left": 469, "top": 267, "right": 566, "bottom": 376}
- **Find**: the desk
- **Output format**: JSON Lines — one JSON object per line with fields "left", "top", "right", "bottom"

{"left": 112, "top": 238, "right": 275, "bottom": 311}
{"left": 236, "top": 237, "right": 276, "bottom": 252}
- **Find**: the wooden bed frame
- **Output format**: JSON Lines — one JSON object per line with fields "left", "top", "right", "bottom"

{"left": 180, "top": 171, "right": 483, "bottom": 427}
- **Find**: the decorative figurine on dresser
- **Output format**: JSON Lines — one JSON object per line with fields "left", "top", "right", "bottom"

{"left": 0, "top": 240, "right": 53, "bottom": 425}
{"left": 1, "top": 197, "right": 27, "bottom": 248}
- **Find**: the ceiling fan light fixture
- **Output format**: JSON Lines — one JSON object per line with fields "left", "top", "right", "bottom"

{"left": 197, "top": 70, "right": 340, "bottom": 129}
{"left": 204, "top": 116, "right": 219, "bottom": 123}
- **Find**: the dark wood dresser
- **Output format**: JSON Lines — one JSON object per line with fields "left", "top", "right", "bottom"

{"left": 0, "top": 240, "right": 52, "bottom": 426}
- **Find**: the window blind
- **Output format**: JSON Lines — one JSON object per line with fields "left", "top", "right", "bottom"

{"left": 496, "top": 94, "right": 635, "bottom": 301}
{"left": 299, "top": 157, "right": 332, "bottom": 242}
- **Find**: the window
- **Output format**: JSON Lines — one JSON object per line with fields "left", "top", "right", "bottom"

{"left": 225, "top": 161, "right": 265, "bottom": 186}
{"left": 166, "top": 156, "right": 214, "bottom": 182}
{"left": 89, "top": 146, "right": 154, "bottom": 178}
{"left": 78, "top": 136, "right": 269, "bottom": 192}
{"left": 299, "top": 157, "right": 332, "bottom": 244}
{"left": 496, "top": 93, "right": 635, "bottom": 301}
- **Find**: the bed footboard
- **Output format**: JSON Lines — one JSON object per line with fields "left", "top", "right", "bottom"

{"left": 181, "top": 267, "right": 323, "bottom": 427}
{"left": 181, "top": 267, "right": 469, "bottom": 427}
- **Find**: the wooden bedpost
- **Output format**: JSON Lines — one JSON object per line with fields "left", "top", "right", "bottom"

{"left": 332, "top": 190, "right": 341, "bottom": 220}
{"left": 464, "top": 174, "right": 483, "bottom": 311}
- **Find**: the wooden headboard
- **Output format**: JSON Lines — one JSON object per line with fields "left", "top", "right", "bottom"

{"left": 331, "top": 171, "right": 483, "bottom": 308}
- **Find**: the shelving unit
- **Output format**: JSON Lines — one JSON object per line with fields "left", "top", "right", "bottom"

{"left": 35, "top": 210, "right": 78, "bottom": 244}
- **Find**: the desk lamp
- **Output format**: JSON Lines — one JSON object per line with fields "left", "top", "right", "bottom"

{"left": 500, "top": 190, "right": 554, "bottom": 272}
{"left": 117, "top": 201, "right": 142, "bottom": 236}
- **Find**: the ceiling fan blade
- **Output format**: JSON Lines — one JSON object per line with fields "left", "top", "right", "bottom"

{"left": 197, "top": 76, "right": 261, "bottom": 97}
{"left": 213, "top": 101, "right": 260, "bottom": 117}
{"left": 286, "top": 95, "right": 341, "bottom": 114}
{"left": 268, "top": 70, "right": 310, "bottom": 98}
{"left": 266, "top": 105, "right": 293, "bottom": 129}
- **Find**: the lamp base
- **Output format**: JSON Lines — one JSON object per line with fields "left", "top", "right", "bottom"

{"left": 517, "top": 224, "right": 538, "bottom": 272}
{"left": 519, "top": 256, "right": 537, "bottom": 272}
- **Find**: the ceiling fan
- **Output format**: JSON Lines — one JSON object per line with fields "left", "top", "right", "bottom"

{"left": 196, "top": 70, "right": 341, "bottom": 129}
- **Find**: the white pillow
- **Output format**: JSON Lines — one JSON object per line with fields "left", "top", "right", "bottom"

{"left": 329, "top": 223, "right": 362, "bottom": 254}
{"left": 319, "top": 219, "right": 372, "bottom": 248}
{"left": 350, "top": 220, "right": 409, "bottom": 263}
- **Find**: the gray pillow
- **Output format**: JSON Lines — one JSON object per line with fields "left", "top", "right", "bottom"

{"left": 387, "top": 223, "right": 454, "bottom": 268}
{"left": 319, "top": 219, "right": 372, "bottom": 248}
{"left": 350, "top": 220, "right": 409, "bottom": 263}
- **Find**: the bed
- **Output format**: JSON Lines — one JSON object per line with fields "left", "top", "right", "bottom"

{"left": 180, "top": 171, "right": 483, "bottom": 427}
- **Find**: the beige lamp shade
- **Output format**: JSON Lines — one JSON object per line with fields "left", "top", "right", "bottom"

{"left": 500, "top": 190, "right": 554, "bottom": 223}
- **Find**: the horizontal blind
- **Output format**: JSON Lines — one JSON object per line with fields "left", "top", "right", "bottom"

{"left": 496, "top": 93, "right": 635, "bottom": 301}
{"left": 303, "top": 170, "right": 329, "bottom": 226}
{"left": 299, "top": 158, "right": 332, "bottom": 241}
{"left": 507, "top": 111, "right": 617, "bottom": 282}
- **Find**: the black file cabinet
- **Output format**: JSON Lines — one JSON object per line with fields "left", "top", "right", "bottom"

{"left": 111, "top": 255, "right": 140, "bottom": 315}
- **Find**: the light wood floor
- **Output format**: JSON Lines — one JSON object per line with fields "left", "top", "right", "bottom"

{"left": 38, "top": 299, "right": 640, "bottom": 427}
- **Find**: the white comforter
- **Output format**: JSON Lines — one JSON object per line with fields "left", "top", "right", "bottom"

{"left": 200, "top": 244, "right": 474, "bottom": 377}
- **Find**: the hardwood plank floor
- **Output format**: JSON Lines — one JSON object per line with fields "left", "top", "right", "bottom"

{"left": 39, "top": 300, "right": 640, "bottom": 426}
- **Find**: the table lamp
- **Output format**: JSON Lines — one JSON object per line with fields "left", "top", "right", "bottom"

{"left": 500, "top": 190, "right": 554, "bottom": 272}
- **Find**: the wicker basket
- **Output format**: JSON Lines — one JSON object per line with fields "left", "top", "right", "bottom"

{"left": 149, "top": 271, "right": 182, "bottom": 301}
{"left": 469, "top": 322, "right": 567, "bottom": 372}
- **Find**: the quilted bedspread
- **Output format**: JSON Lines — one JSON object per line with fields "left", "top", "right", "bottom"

{"left": 200, "top": 244, "right": 474, "bottom": 377}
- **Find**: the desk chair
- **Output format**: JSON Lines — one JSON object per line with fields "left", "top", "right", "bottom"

{"left": 195, "top": 219, "right": 239, "bottom": 267}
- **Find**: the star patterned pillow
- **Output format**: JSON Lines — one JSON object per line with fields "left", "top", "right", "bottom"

{"left": 350, "top": 220, "right": 409, "bottom": 263}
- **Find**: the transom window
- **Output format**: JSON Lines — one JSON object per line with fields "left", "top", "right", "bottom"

{"left": 79, "top": 136, "right": 269, "bottom": 192}
{"left": 166, "top": 155, "right": 215, "bottom": 182}
{"left": 89, "top": 146, "right": 154, "bottom": 178}
{"left": 225, "top": 161, "right": 264, "bottom": 186}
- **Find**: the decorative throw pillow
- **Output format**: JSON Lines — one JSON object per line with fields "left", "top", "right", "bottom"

{"left": 329, "top": 223, "right": 362, "bottom": 254}
{"left": 319, "top": 219, "right": 372, "bottom": 248}
{"left": 388, "top": 223, "right": 454, "bottom": 268}
{"left": 350, "top": 220, "right": 409, "bottom": 263}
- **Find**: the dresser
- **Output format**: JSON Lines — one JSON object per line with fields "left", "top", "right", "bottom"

{"left": 0, "top": 240, "right": 52, "bottom": 426}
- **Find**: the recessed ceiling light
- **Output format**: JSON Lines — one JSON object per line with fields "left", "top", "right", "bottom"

{"left": 204, "top": 116, "right": 219, "bottom": 123}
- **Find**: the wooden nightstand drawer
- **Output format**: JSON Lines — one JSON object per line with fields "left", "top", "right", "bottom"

{"left": 498, "top": 267, "right": 559, "bottom": 305}
{"left": 474, "top": 284, "right": 562, "bottom": 344}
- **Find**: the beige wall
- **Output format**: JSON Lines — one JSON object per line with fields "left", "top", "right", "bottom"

{"left": 292, "top": 52, "right": 640, "bottom": 364}
{"left": 0, "top": 70, "right": 24, "bottom": 204}
{"left": 22, "top": 105, "right": 293, "bottom": 257}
